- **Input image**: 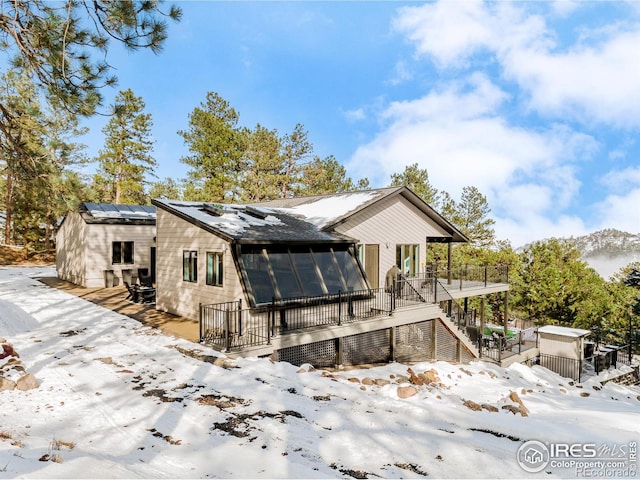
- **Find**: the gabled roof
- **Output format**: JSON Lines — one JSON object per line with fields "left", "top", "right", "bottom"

{"left": 79, "top": 203, "right": 156, "bottom": 225}
{"left": 151, "top": 200, "right": 354, "bottom": 244}
{"left": 153, "top": 186, "right": 468, "bottom": 245}
{"left": 254, "top": 186, "right": 468, "bottom": 243}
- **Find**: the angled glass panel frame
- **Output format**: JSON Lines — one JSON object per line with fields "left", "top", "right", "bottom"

{"left": 289, "top": 247, "right": 324, "bottom": 297}
{"left": 267, "top": 248, "right": 304, "bottom": 299}
{"left": 333, "top": 249, "right": 367, "bottom": 292}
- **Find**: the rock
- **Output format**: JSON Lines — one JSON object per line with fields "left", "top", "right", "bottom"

{"left": 374, "top": 379, "right": 390, "bottom": 387}
{"left": 463, "top": 400, "right": 483, "bottom": 411}
{"left": 16, "top": 373, "right": 39, "bottom": 391}
{"left": 407, "top": 368, "right": 424, "bottom": 386}
{"left": 397, "top": 385, "right": 418, "bottom": 398}
{"left": 501, "top": 404, "right": 526, "bottom": 416}
{"left": 0, "top": 337, "right": 5, "bottom": 343}
{"left": 0, "top": 376, "right": 16, "bottom": 391}
{"left": 0, "top": 343, "right": 19, "bottom": 360}
{"left": 482, "top": 404, "right": 499, "bottom": 412}
{"left": 348, "top": 377, "right": 361, "bottom": 383}
{"left": 580, "top": 392, "right": 590, "bottom": 397}
{"left": 422, "top": 369, "right": 440, "bottom": 384}
{"left": 361, "top": 377, "right": 375, "bottom": 386}
{"left": 509, "top": 391, "right": 529, "bottom": 416}
{"left": 394, "top": 375, "right": 409, "bottom": 384}
{"left": 559, "top": 388, "right": 567, "bottom": 394}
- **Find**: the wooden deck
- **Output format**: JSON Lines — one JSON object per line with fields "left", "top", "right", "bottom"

{"left": 37, "top": 277, "right": 200, "bottom": 343}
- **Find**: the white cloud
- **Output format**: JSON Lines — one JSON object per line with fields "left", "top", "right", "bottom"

{"left": 601, "top": 166, "right": 640, "bottom": 190}
{"left": 343, "top": 107, "right": 366, "bottom": 122}
{"left": 593, "top": 188, "right": 640, "bottom": 234}
{"left": 394, "top": 1, "right": 640, "bottom": 127}
{"left": 346, "top": 76, "right": 596, "bottom": 245}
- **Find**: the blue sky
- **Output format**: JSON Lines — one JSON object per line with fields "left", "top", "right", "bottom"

{"left": 80, "top": 1, "right": 640, "bottom": 248}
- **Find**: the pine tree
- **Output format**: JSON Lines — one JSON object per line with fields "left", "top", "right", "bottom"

{"left": 178, "top": 92, "right": 244, "bottom": 202}
{"left": 280, "top": 123, "right": 312, "bottom": 198}
{"left": 0, "top": 1, "right": 180, "bottom": 162}
{"left": 240, "top": 124, "right": 282, "bottom": 202}
{"left": 299, "top": 155, "right": 354, "bottom": 195}
{"left": 93, "top": 89, "right": 156, "bottom": 205}
{"left": 389, "top": 163, "right": 440, "bottom": 206}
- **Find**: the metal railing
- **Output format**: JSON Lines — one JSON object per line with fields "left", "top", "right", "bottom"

{"left": 199, "top": 264, "right": 509, "bottom": 352}
{"left": 537, "top": 344, "right": 633, "bottom": 382}
{"left": 479, "top": 327, "right": 538, "bottom": 363}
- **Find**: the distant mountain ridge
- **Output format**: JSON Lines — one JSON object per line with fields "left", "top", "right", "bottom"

{"left": 568, "top": 228, "right": 640, "bottom": 258}
{"left": 560, "top": 229, "right": 640, "bottom": 279}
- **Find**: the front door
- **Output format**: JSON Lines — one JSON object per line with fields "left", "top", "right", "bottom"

{"left": 364, "top": 244, "right": 379, "bottom": 288}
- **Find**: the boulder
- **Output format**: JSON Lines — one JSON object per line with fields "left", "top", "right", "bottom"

{"left": 16, "top": 373, "right": 39, "bottom": 391}
{"left": 397, "top": 385, "right": 418, "bottom": 399}
{"left": 0, "top": 376, "right": 16, "bottom": 391}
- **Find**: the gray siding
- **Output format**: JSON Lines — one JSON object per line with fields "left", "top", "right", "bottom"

{"left": 84, "top": 223, "right": 155, "bottom": 288}
{"left": 155, "top": 209, "right": 245, "bottom": 321}
{"left": 56, "top": 212, "right": 87, "bottom": 286}
{"left": 336, "top": 195, "right": 449, "bottom": 286}
{"left": 56, "top": 211, "right": 155, "bottom": 288}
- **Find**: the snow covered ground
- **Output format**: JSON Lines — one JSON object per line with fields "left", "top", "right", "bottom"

{"left": 0, "top": 266, "right": 638, "bottom": 479}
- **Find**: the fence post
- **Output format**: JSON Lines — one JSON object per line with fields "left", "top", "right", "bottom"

{"left": 518, "top": 331, "right": 522, "bottom": 354}
{"left": 268, "top": 298, "right": 274, "bottom": 345}
{"left": 338, "top": 290, "right": 342, "bottom": 326}
{"left": 238, "top": 299, "right": 242, "bottom": 337}
{"left": 199, "top": 303, "right": 203, "bottom": 342}
{"left": 391, "top": 283, "right": 396, "bottom": 311}
{"left": 433, "top": 277, "right": 437, "bottom": 304}
{"left": 225, "top": 307, "right": 231, "bottom": 352}
{"left": 484, "top": 266, "right": 488, "bottom": 287}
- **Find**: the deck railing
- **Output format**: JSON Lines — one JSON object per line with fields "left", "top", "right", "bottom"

{"left": 199, "top": 264, "right": 509, "bottom": 352}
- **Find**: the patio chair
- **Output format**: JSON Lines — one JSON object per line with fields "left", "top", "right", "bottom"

{"left": 124, "top": 282, "right": 138, "bottom": 302}
{"left": 138, "top": 268, "right": 153, "bottom": 287}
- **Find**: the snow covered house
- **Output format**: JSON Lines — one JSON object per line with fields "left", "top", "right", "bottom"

{"left": 152, "top": 187, "right": 513, "bottom": 367}
{"left": 56, "top": 203, "right": 156, "bottom": 288}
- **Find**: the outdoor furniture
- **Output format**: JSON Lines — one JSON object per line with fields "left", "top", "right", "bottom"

{"left": 124, "top": 282, "right": 138, "bottom": 302}
{"left": 138, "top": 286, "right": 156, "bottom": 304}
{"left": 138, "top": 268, "right": 153, "bottom": 287}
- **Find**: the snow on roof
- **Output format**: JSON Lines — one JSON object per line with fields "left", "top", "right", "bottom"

{"left": 167, "top": 201, "right": 283, "bottom": 236}
{"left": 155, "top": 199, "right": 354, "bottom": 243}
{"left": 538, "top": 325, "right": 591, "bottom": 338}
{"left": 276, "top": 191, "right": 380, "bottom": 228}
{"left": 82, "top": 203, "right": 156, "bottom": 221}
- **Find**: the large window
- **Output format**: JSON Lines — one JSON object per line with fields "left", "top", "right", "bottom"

{"left": 112, "top": 241, "right": 134, "bottom": 264}
{"left": 206, "top": 252, "right": 223, "bottom": 286}
{"left": 183, "top": 251, "right": 197, "bottom": 283}
{"left": 396, "top": 244, "right": 419, "bottom": 277}
{"left": 239, "top": 245, "right": 367, "bottom": 305}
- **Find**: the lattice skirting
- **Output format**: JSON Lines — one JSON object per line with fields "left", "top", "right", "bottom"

{"left": 275, "top": 318, "right": 474, "bottom": 367}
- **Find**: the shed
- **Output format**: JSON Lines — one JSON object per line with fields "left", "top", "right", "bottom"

{"left": 538, "top": 325, "right": 591, "bottom": 361}
{"left": 56, "top": 203, "right": 156, "bottom": 288}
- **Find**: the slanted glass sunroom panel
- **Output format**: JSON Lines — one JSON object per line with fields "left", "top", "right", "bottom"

{"left": 290, "top": 249, "right": 324, "bottom": 297}
{"left": 333, "top": 249, "right": 367, "bottom": 291}
{"left": 312, "top": 251, "right": 344, "bottom": 293}
{"left": 269, "top": 251, "right": 304, "bottom": 298}
{"left": 243, "top": 250, "right": 276, "bottom": 304}
{"left": 239, "top": 245, "right": 367, "bottom": 306}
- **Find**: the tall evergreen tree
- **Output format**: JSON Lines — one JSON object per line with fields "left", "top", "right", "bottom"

{"left": 178, "top": 92, "right": 244, "bottom": 202}
{"left": 299, "top": 155, "right": 354, "bottom": 195}
{"left": 280, "top": 123, "right": 313, "bottom": 198}
{"left": 240, "top": 124, "right": 282, "bottom": 202}
{"left": 93, "top": 89, "right": 155, "bottom": 204}
{"left": 0, "top": 1, "right": 180, "bottom": 164}
{"left": 450, "top": 186, "right": 496, "bottom": 248}
{"left": 389, "top": 163, "right": 440, "bottom": 206}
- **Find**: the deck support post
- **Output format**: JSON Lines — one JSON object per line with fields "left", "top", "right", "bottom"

{"left": 479, "top": 296, "right": 485, "bottom": 358}
{"left": 431, "top": 319, "right": 437, "bottom": 360}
